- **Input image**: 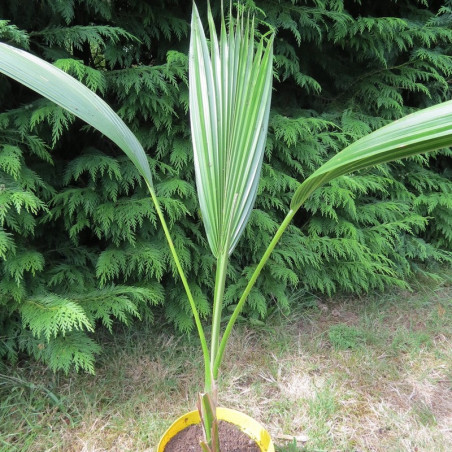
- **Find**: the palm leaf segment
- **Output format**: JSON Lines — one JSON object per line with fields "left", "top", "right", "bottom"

{"left": 189, "top": 4, "right": 274, "bottom": 258}
{"left": 0, "top": 42, "right": 154, "bottom": 190}
{"left": 292, "top": 100, "right": 452, "bottom": 210}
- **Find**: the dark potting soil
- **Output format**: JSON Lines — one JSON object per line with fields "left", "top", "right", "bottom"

{"left": 163, "top": 420, "right": 261, "bottom": 452}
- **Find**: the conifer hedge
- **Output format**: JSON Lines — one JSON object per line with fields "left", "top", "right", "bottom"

{"left": 0, "top": 0, "right": 451, "bottom": 373}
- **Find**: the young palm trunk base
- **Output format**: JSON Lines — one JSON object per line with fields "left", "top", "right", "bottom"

{"left": 198, "top": 390, "right": 220, "bottom": 451}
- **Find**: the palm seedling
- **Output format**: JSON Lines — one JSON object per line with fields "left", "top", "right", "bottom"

{"left": 1, "top": 2, "right": 452, "bottom": 450}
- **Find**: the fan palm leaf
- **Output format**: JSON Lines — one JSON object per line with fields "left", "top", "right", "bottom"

{"left": 189, "top": 3, "right": 274, "bottom": 257}
{"left": 216, "top": 98, "right": 452, "bottom": 372}
{"left": 0, "top": 41, "right": 212, "bottom": 386}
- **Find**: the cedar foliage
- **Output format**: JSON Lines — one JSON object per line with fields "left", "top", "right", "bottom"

{"left": 0, "top": 0, "right": 451, "bottom": 373}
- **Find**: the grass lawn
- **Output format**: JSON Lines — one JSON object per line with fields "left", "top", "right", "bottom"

{"left": 1, "top": 276, "right": 451, "bottom": 451}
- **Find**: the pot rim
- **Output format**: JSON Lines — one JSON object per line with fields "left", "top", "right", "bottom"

{"left": 157, "top": 407, "right": 274, "bottom": 452}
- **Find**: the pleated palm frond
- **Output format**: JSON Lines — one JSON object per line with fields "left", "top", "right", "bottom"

{"left": 0, "top": 42, "right": 154, "bottom": 190}
{"left": 291, "top": 99, "right": 452, "bottom": 211}
{"left": 189, "top": 3, "right": 274, "bottom": 258}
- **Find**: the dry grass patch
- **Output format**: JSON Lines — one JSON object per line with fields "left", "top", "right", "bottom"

{"left": 0, "top": 281, "right": 451, "bottom": 451}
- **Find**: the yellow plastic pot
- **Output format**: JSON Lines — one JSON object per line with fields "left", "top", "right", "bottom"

{"left": 157, "top": 407, "right": 274, "bottom": 452}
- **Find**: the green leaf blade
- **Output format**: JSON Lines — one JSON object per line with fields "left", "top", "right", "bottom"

{"left": 291, "top": 100, "right": 452, "bottom": 210}
{"left": 0, "top": 42, "right": 154, "bottom": 189}
{"left": 189, "top": 3, "right": 274, "bottom": 257}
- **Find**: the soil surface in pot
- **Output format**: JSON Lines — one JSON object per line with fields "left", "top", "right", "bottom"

{"left": 164, "top": 420, "right": 261, "bottom": 452}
